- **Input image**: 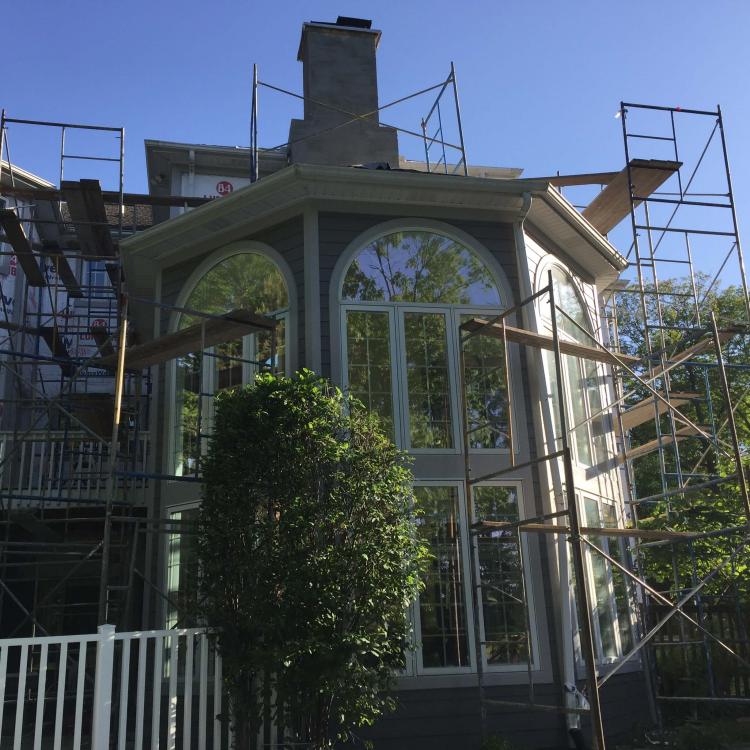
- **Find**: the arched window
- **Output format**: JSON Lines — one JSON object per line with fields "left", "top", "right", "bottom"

{"left": 339, "top": 228, "right": 530, "bottom": 675}
{"left": 341, "top": 229, "right": 505, "bottom": 450}
{"left": 542, "top": 267, "right": 607, "bottom": 466}
{"left": 174, "top": 251, "right": 289, "bottom": 475}
{"left": 539, "top": 265, "right": 633, "bottom": 662}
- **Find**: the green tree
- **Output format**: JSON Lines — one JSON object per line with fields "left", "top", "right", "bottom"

{"left": 613, "top": 275, "right": 750, "bottom": 598}
{"left": 196, "top": 370, "right": 428, "bottom": 749}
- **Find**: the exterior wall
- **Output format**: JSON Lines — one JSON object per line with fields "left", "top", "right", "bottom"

{"left": 144, "top": 204, "right": 648, "bottom": 749}
{"left": 154, "top": 216, "right": 305, "bottom": 511}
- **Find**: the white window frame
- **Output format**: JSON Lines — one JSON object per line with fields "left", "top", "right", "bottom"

{"left": 580, "top": 493, "right": 636, "bottom": 664}
{"left": 405, "top": 479, "right": 539, "bottom": 676}
{"left": 163, "top": 502, "right": 200, "bottom": 629}
{"left": 340, "top": 302, "right": 510, "bottom": 455}
{"left": 166, "top": 242, "right": 296, "bottom": 477}
{"left": 535, "top": 260, "right": 637, "bottom": 667}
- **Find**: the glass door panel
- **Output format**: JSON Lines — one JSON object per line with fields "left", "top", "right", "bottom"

{"left": 473, "top": 485, "right": 528, "bottom": 665}
{"left": 414, "top": 485, "right": 470, "bottom": 669}
{"left": 403, "top": 312, "right": 453, "bottom": 449}
{"left": 345, "top": 310, "right": 396, "bottom": 440}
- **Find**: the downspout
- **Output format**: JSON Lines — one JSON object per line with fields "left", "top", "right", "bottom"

{"left": 512, "top": 192, "right": 581, "bottom": 745}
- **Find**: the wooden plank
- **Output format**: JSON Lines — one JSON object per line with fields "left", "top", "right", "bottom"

{"left": 98, "top": 308, "right": 276, "bottom": 371}
{"left": 477, "top": 520, "right": 695, "bottom": 541}
{"left": 621, "top": 393, "right": 700, "bottom": 431}
{"left": 0, "top": 184, "right": 211, "bottom": 208}
{"left": 582, "top": 159, "right": 681, "bottom": 235}
{"left": 39, "top": 326, "right": 74, "bottom": 376}
{"left": 535, "top": 171, "right": 620, "bottom": 188}
{"left": 0, "top": 209, "right": 46, "bottom": 286}
{"left": 90, "top": 324, "right": 115, "bottom": 358}
{"left": 625, "top": 424, "right": 707, "bottom": 462}
{"left": 463, "top": 318, "right": 642, "bottom": 367}
{"left": 41, "top": 246, "right": 83, "bottom": 298}
{"left": 649, "top": 328, "right": 740, "bottom": 378}
{"left": 61, "top": 179, "right": 117, "bottom": 258}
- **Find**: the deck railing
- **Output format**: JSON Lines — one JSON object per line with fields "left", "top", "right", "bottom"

{"left": 0, "top": 625, "right": 227, "bottom": 749}
{"left": 0, "top": 431, "right": 150, "bottom": 506}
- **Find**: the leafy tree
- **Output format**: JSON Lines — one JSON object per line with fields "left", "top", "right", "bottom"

{"left": 196, "top": 370, "right": 428, "bottom": 749}
{"left": 613, "top": 275, "right": 750, "bottom": 599}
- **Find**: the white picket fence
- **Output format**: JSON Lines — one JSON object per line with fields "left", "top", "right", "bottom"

{"left": 0, "top": 626, "right": 229, "bottom": 749}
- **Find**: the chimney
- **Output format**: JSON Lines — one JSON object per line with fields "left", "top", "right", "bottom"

{"left": 288, "top": 17, "right": 399, "bottom": 167}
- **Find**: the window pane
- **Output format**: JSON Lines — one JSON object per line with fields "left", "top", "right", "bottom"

{"left": 565, "top": 355, "right": 592, "bottom": 465}
{"left": 551, "top": 268, "right": 591, "bottom": 344}
{"left": 543, "top": 351, "right": 562, "bottom": 451}
{"left": 183, "top": 253, "right": 288, "bottom": 321}
{"left": 404, "top": 313, "right": 453, "bottom": 448}
{"left": 166, "top": 509, "right": 199, "bottom": 629}
{"left": 174, "top": 253, "right": 290, "bottom": 475}
{"left": 584, "top": 498, "right": 618, "bottom": 659}
{"left": 346, "top": 311, "right": 395, "bottom": 440}
{"left": 461, "top": 315, "right": 509, "bottom": 449}
{"left": 584, "top": 360, "right": 609, "bottom": 466}
{"left": 414, "top": 486, "right": 470, "bottom": 668}
{"left": 602, "top": 504, "right": 633, "bottom": 653}
{"left": 175, "top": 352, "right": 202, "bottom": 476}
{"left": 474, "top": 486, "right": 528, "bottom": 665}
{"left": 342, "top": 231, "right": 501, "bottom": 305}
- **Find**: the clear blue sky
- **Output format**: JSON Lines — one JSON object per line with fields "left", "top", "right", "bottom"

{"left": 4, "top": 1, "right": 750, "bottom": 285}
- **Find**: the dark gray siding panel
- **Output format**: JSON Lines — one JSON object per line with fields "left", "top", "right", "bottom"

{"left": 354, "top": 673, "right": 648, "bottom": 749}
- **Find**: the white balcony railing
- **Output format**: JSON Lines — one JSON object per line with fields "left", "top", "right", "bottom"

{"left": 0, "top": 431, "right": 150, "bottom": 506}
{"left": 0, "top": 625, "right": 228, "bottom": 750}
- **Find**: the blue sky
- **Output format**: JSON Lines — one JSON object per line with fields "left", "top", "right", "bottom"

{"left": 4, "top": 1, "right": 750, "bottom": 286}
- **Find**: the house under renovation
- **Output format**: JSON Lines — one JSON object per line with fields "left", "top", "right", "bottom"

{"left": 0, "top": 15, "right": 748, "bottom": 750}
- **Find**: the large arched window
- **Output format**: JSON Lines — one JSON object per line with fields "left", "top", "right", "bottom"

{"left": 341, "top": 229, "right": 505, "bottom": 450}
{"left": 339, "top": 228, "right": 531, "bottom": 675}
{"left": 539, "top": 264, "right": 633, "bottom": 662}
{"left": 541, "top": 266, "right": 607, "bottom": 467}
{"left": 173, "top": 251, "right": 289, "bottom": 476}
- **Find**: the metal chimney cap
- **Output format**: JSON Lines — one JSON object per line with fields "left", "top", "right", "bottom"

{"left": 298, "top": 19, "right": 381, "bottom": 60}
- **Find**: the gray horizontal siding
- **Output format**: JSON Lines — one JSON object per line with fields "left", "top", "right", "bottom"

{"left": 355, "top": 672, "right": 649, "bottom": 749}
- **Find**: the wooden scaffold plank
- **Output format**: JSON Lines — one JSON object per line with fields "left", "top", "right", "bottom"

{"left": 581, "top": 158, "right": 681, "bottom": 235}
{"left": 476, "top": 520, "right": 695, "bottom": 541}
{"left": 61, "top": 179, "right": 117, "bottom": 258}
{"left": 98, "top": 308, "right": 276, "bottom": 371}
{"left": 0, "top": 208, "right": 46, "bottom": 287}
{"left": 620, "top": 392, "right": 700, "bottom": 431}
{"left": 625, "top": 424, "right": 709, "bottom": 462}
{"left": 90, "top": 324, "right": 115, "bottom": 358}
{"left": 41, "top": 245, "right": 83, "bottom": 298}
{"left": 39, "top": 326, "right": 74, "bottom": 376}
{"left": 463, "top": 318, "right": 642, "bottom": 367}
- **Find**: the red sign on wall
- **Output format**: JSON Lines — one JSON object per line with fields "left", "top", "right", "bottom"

{"left": 216, "top": 180, "right": 234, "bottom": 196}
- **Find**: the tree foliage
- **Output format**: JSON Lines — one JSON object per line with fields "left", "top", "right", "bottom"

{"left": 613, "top": 275, "right": 750, "bottom": 598}
{"left": 342, "top": 230, "right": 500, "bottom": 305}
{"left": 196, "top": 370, "right": 428, "bottom": 748}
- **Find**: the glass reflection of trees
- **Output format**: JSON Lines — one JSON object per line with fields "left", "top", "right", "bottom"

{"left": 174, "top": 252, "right": 289, "bottom": 475}
{"left": 343, "top": 231, "right": 501, "bottom": 305}
{"left": 342, "top": 230, "right": 507, "bottom": 450}
{"left": 544, "top": 267, "right": 609, "bottom": 466}
{"left": 414, "top": 486, "right": 470, "bottom": 669}
{"left": 474, "top": 485, "right": 528, "bottom": 665}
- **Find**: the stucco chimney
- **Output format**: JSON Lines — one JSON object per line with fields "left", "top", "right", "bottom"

{"left": 288, "top": 17, "right": 399, "bottom": 167}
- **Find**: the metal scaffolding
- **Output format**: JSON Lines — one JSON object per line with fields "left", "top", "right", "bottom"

{"left": 0, "top": 113, "right": 278, "bottom": 640}
{"left": 457, "top": 103, "right": 750, "bottom": 749}
{"left": 249, "top": 64, "right": 469, "bottom": 181}
{"left": 0, "top": 95, "right": 748, "bottom": 750}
